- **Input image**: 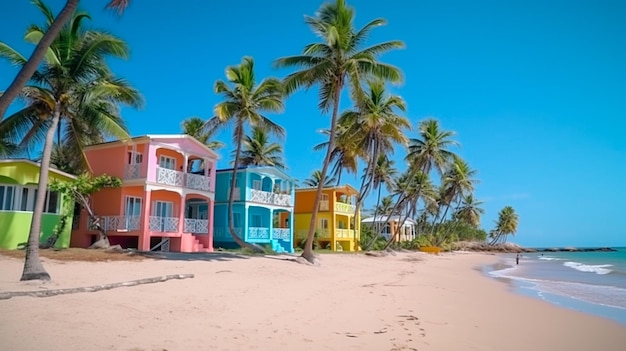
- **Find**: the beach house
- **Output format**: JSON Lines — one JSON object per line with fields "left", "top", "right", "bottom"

{"left": 361, "top": 215, "right": 417, "bottom": 242}
{"left": 0, "top": 159, "right": 77, "bottom": 249}
{"left": 294, "top": 185, "right": 361, "bottom": 251}
{"left": 213, "top": 166, "right": 295, "bottom": 253}
{"left": 70, "top": 135, "right": 218, "bottom": 252}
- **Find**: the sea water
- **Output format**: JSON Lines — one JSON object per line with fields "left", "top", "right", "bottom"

{"left": 486, "top": 248, "right": 626, "bottom": 325}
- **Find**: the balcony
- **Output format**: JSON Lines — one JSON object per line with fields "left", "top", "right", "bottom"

{"left": 249, "top": 189, "right": 292, "bottom": 206}
{"left": 334, "top": 202, "right": 356, "bottom": 214}
{"left": 149, "top": 216, "right": 179, "bottom": 232}
{"left": 123, "top": 165, "right": 212, "bottom": 192}
{"left": 183, "top": 218, "right": 209, "bottom": 234}
{"left": 335, "top": 228, "right": 357, "bottom": 239}
{"left": 248, "top": 227, "right": 270, "bottom": 240}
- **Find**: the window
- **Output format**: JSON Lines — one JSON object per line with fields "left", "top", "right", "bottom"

{"left": 20, "top": 188, "right": 29, "bottom": 211}
{"left": 127, "top": 151, "right": 143, "bottom": 164}
{"left": 152, "top": 201, "right": 173, "bottom": 217}
{"left": 46, "top": 191, "right": 59, "bottom": 214}
{"left": 252, "top": 180, "right": 262, "bottom": 190}
{"left": 321, "top": 194, "right": 329, "bottom": 201}
{"left": 320, "top": 218, "right": 328, "bottom": 229}
{"left": 0, "top": 185, "right": 15, "bottom": 211}
{"left": 251, "top": 214, "right": 261, "bottom": 227}
{"left": 159, "top": 156, "right": 176, "bottom": 170}
{"left": 234, "top": 177, "right": 240, "bottom": 188}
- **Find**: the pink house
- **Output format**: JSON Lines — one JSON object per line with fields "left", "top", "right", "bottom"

{"left": 71, "top": 135, "right": 218, "bottom": 253}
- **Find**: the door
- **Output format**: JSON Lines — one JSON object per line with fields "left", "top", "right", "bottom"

{"left": 124, "top": 197, "right": 142, "bottom": 230}
{"left": 152, "top": 201, "right": 174, "bottom": 231}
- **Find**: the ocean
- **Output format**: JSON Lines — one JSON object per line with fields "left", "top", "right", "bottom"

{"left": 486, "top": 247, "right": 626, "bottom": 325}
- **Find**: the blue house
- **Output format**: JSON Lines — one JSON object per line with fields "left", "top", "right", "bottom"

{"left": 213, "top": 166, "right": 295, "bottom": 253}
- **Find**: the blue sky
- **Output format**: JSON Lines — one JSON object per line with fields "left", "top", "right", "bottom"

{"left": 2, "top": 0, "right": 625, "bottom": 247}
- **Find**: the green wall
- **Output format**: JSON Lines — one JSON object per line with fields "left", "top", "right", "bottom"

{"left": 0, "top": 212, "right": 73, "bottom": 249}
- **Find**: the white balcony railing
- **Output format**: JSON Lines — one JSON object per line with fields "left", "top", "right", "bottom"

{"left": 186, "top": 173, "right": 210, "bottom": 191}
{"left": 91, "top": 215, "right": 141, "bottom": 231}
{"left": 184, "top": 218, "right": 209, "bottom": 234}
{"left": 124, "top": 164, "right": 141, "bottom": 179}
{"left": 249, "top": 189, "right": 292, "bottom": 206}
{"left": 156, "top": 167, "right": 185, "bottom": 187}
{"left": 272, "top": 228, "right": 291, "bottom": 241}
{"left": 334, "top": 202, "right": 356, "bottom": 214}
{"left": 248, "top": 227, "right": 270, "bottom": 240}
{"left": 149, "top": 216, "right": 179, "bottom": 232}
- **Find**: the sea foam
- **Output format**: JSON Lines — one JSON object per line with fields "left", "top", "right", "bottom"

{"left": 563, "top": 261, "right": 613, "bottom": 275}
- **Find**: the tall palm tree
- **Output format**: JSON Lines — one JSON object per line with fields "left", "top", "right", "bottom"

{"left": 436, "top": 155, "right": 478, "bottom": 228}
{"left": 0, "top": 0, "right": 131, "bottom": 120}
{"left": 275, "top": 0, "right": 404, "bottom": 262}
{"left": 369, "top": 155, "right": 396, "bottom": 230}
{"left": 455, "top": 194, "right": 485, "bottom": 228}
{"left": 0, "top": 4, "right": 142, "bottom": 281}
{"left": 238, "top": 126, "right": 286, "bottom": 169}
{"left": 339, "top": 79, "right": 409, "bottom": 220}
{"left": 374, "top": 196, "right": 394, "bottom": 216}
{"left": 180, "top": 116, "right": 224, "bottom": 150}
{"left": 205, "top": 57, "right": 284, "bottom": 251}
{"left": 406, "top": 119, "right": 459, "bottom": 176}
{"left": 489, "top": 206, "right": 519, "bottom": 245}
{"left": 303, "top": 169, "right": 336, "bottom": 188}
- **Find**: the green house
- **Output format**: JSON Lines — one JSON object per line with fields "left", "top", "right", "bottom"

{"left": 0, "top": 159, "right": 76, "bottom": 249}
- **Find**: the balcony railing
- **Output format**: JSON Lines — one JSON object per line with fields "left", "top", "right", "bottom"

{"left": 248, "top": 227, "right": 270, "bottom": 240}
{"left": 186, "top": 173, "right": 210, "bottom": 191}
{"left": 123, "top": 165, "right": 212, "bottom": 192}
{"left": 334, "top": 202, "right": 356, "bottom": 214}
{"left": 249, "top": 189, "right": 292, "bottom": 206}
{"left": 91, "top": 215, "right": 141, "bottom": 231}
{"left": 156, "top": 167, "right": 184, "bottom": 187}
{"left": 184, "top": 218, "right": 209, "bottom": 234}
{"left": 149, "top": 216, "right": 179, "bottom": 232}
{"left": 272, "top": 228, "right": 291, "bottom": 241}
{"left": 335, "top": 228, "right": 357, "bottom": 239}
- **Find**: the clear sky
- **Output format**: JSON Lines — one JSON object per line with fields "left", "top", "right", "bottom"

{"left": 2, "top": 0, "right": 625, "bottom": 247}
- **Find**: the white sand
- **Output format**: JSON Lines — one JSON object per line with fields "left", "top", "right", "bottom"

{"left": 0, "top": 251, "right": 624, "bottom": 351}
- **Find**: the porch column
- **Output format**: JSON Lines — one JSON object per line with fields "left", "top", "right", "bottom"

{"left": 289, "top": 210, "right": 294, "bottom": 253}
{"left": 139, "top": 190, "right": 152, "bottom": 251}
{"left": 178, "top": 194, "right": 185, "bottom": 234}
{"left": 347, "top": 213, "right": 353, "bottom": 251}
{"left": 269, "top": 208, "right": 274, "bottom": 241}
{"left": 207, "top": 199, "right": 214, "bottom": 251}
{"left": 243, "top": 203, "right": 249, "bottom": 242}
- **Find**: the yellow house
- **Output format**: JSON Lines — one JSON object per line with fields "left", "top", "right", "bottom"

{"left": 294, "top": 185, "right": 360, "bottom": 251}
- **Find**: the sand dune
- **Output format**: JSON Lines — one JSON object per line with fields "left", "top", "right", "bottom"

{"left": 0, "top": 251, "right": 624, "bottom": 350}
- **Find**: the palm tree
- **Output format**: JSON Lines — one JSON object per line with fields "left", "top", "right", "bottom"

{"left": 180, "top": 116, "right": 224, "bottom": 150}
{"left": 455, "top": 194, "right": 485, "bottom": 228}
{"left": 436, "top": 155, "right": 478, "bottom": 227}
{"left": 0, "top": 0, "right": 131, "bottom": 120}
{"left": 406, "top": 119, "right": 459, "bottom": 176}
{"left": 369, "top": 155, "right": 397, "bottom": 229}
{"left": 339, "top": 79, "right": 409, "bottom": 220}
{"left": 0, "top": 4, "right": 142, "bottom": 281}
{"left": 489, "top": 206, "right": 519, "bottom": 245}
{"left": 303, "top": 169, "right": 336, "bottom": 188}
{"left": 205, "top": 57, "right": 284, "bottom": 251}
{"left": 313, "top": 126, "right": 361, "bottom": 185}
{"left": 374, "top": 196, "right": 394, "bottom": 216}
{"left": 238, "top": 126, "right": 286, "bottom": 169}
{"left": 275, "top": 0, "right": 404, "bottom": 262}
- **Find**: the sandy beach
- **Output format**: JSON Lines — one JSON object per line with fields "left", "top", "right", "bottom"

{"left": 1, "top": 251, "right": 624, "bottom": 351}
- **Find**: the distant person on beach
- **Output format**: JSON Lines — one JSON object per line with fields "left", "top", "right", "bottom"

{"left": 516, "top": 254, "right": 520, "bottom": 265}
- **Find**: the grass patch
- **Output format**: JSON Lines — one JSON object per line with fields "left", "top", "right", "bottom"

{"left": 0, "top": 248, "right": 147, "bottom": 262}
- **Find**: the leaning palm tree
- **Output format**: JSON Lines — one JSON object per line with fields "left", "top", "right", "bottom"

{"left": 275, "top": 0, "right": 404, "bottom": 262}
{"left": 406, "top": 119, "right": 459, "bottom": 176}
{"left": 0, "top": 4, "right": 142, "bottom": 281}
{"left": 302, "top": 169, "right": 336, "bottom": 188}
{"left": 180, "top": 116, "right": 224, "bottom": 150}
{"left": 205, "top": 57, "right": 284, "bottom": 251}
{"left": 489, "top": 206, "right": 519, "bottom": 245}
{"left": 435, "top": 155, "right": 478, "bottom": 228}
{"left": 238, "top": 126, "right": 286, "bottom": 169}
{"left": 313, "top": 125, "right": 361, "bottom": 185}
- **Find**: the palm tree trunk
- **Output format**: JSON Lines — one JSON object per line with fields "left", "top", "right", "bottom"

{"left": 20, "top": 105, "right": 62, "bottom": 281}
{"left": 365, "top": 193, "right": 407, "bottom": 250}
{"left": 302, "top": 79, "right": 343, "bottom": 263}
{"left": 0, "top": 0, "right": 80, "bottom": 121}
{"left": 228, "top": 122, "right": 262, "bottom": 252}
